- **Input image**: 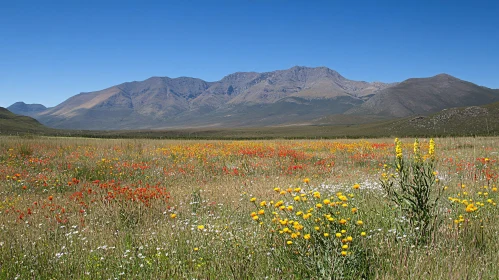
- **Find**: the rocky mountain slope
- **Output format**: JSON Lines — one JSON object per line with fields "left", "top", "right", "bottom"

{"left": 19, "top": 66, "right": 393, "bottom": 129}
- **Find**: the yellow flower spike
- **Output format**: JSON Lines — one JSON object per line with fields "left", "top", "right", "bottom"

{"left": 316, "top": 203, "right": 323, "bottom": 209}
{"left": 314, "top": 226, "right": 320, "bottom": 231}
{"left": 342, "top": 244, "right": 349, "bottom": 249}
{"left": 323, "top": 199, "right": 331, "bottom": 205}
{"left": 291, "top": 233, "right": 298, "bottom": 239}
{"left": 304, "top": 234, "right": 311, "bottom": 240}
{"left": 351, "top": 207, "right": 358, "bottom": 214}
{"left": 413, "top": 138, "right": 421, "bottom": 162}
{"left": 339, "top": 219, "right": 347, "bottom": 225}
{"left": 252, "top": 215, "right": 259, "bottom": 221}
{"left": 313, "top": 191, "right": 321, "bottom": 198}
{"left": 280, "top": 190, "right": 287, "bottom": 195}
{"left": 260, "top": 201, "right": 267, "bottom": 207}
{"left": 296, "top": 211, "right": 303, "bottom": 216}
{"left": 294, "top": 196, "right": 301, "bottom": 202}
{"left": 324, "top": 233, "right": 330, "bottom": 237}
{"left": 279, "top": 206, "right": 286, "bottom": 211}
{"left": 356, "top": 220, "right": 364, "bottom": 226}
{"left": 273, "top": 187, "right": 280, "bottom": 192}
{"left": 336, "top": 233, "right": 342, "bottom": 238}
{"left": 347, "top": 236, "right": 353, "bottom": 242}
{"left": 361, "top": 232, "right": 366, "bottom": 237}
{"left": 287, "top": 205, "right": 293, "bottom": 211}
{"left": 303, "top": 178, "right": 310, "bottom": 184}
{"left": 395, "top": 138, "right": 403, "bottom": 160}
{"left": 286, "top": 241, "right": 293, "bottom": 245}
{"left": 193, "top": 247, "right": 199, "bottom": 251}
{"left": 250, "top": 197, "right": 256, "bottom": 202}
{"left": 258, "top": 209, "right": 265, "bottom": 215}
{"left": 429, "top": 138, "right": 435, "bottom": 160}
{"left": 353, "top": 184, "right": 360, "bottom": 190}
{"left": 197, "top": 225, "right": 205, "bottom": 230}
{"left": 341, "top": 229, "right": 347, "bottom": 234}
{"left": 294, "top": 187, "right": 301, "bottom": 193}
{"left": 170, "top": 213, "right": 177, "bottom": 219}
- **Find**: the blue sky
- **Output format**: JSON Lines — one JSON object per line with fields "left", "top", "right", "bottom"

{"left": 1, "top": 0, "right": 498, "bottom": 107}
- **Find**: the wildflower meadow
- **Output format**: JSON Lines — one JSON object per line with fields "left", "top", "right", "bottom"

{"left": 0, "top": 136, "right": 498, "bottom": 279}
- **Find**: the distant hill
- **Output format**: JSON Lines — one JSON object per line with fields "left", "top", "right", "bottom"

{"left": 345, "top": 74, "right": 499, "bottom": 118}
{"left": 384, "top": 101, "right": 499, "bottom": 136}
{"left": 0, "top": 107, "right": 53, "bottom": 134}
{"left": 7, "top": 102, "right": 47, "bottom": 117}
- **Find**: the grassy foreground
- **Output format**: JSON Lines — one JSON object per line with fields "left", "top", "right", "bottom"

{"left": 0, "top": 136, "right": 498, "bottom": 279}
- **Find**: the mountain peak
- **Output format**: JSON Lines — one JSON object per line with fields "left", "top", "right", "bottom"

{"left": 433, "top": 73, "right": 459, "bottom": 80}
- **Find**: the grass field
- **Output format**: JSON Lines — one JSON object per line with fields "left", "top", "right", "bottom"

{"left": 0, "top": 136, "right": 498, "bottom": 279}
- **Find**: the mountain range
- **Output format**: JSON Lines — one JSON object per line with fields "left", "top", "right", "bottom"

{"left": 7, "top": 66, "right": 499, "bottom": 130}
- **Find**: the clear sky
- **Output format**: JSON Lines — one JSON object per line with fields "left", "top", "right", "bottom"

{"left": 1, "top": 0, "right": 498, "bottom": 108}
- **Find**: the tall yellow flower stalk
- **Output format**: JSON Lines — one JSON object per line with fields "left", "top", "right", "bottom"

{"left": 395, "top": 138, "right": 402, "bottom": 159}
{"left": 395, "top": 138, "right": 403, "bottom": 171}
{"left": 413, "top": 139, "right": 421, "bottom": 163}
{"left": 428, "top": 138, "right": 435, "bottom": 161}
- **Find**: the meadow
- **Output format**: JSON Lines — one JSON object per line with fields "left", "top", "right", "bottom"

{"left": 0, "top": 136, "right": 498, "bottom": 279}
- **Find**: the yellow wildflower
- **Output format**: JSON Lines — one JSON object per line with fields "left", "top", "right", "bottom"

{"left": 429, "top": 138, "right": 435, "bottom": 160}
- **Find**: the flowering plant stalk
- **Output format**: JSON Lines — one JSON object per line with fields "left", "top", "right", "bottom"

{"left": 381, "top": 138, "right": 444, "bottom": 244}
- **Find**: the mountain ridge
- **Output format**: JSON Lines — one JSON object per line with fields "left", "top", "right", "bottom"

{"left": 14, "top": 66, "right": 393, "bottom": 129}
{"left": 8, "top": 66, "right": 499, "bottom": 130}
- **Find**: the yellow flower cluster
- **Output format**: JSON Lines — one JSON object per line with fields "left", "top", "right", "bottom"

{"left": 448, "top": 185, "right": 498, "bottom": 228}
{"left": 249, "top": 185, "right": 366, "bottom": 257}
